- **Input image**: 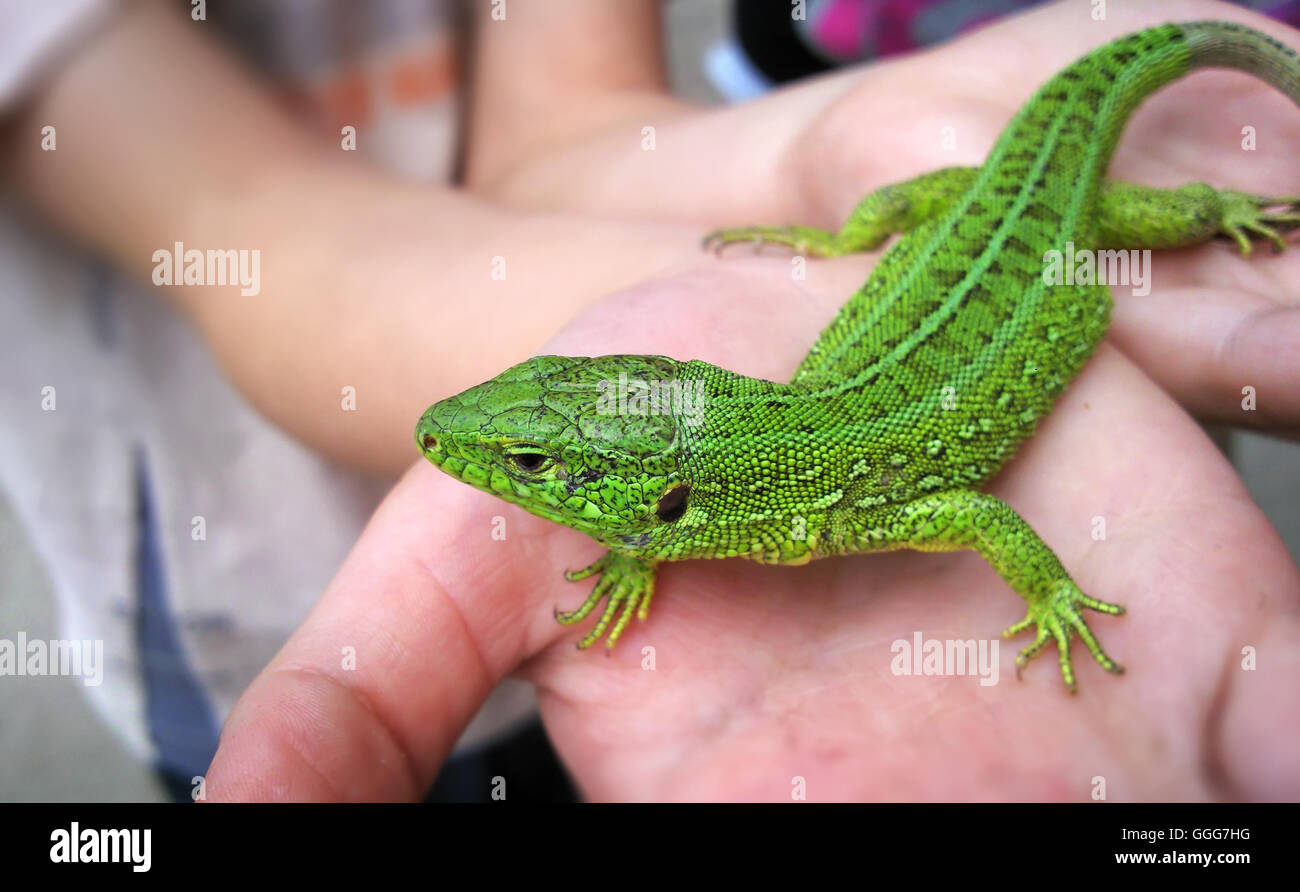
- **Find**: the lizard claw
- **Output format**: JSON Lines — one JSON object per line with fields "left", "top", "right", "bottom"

{"left": 701, "top": 224, "right": 838, "bottom": 257}
{"left": 702, "top": 226, "right": 781, "bottom": 255}
{"left": 1219, "top": 191, "right": 1300, "bottom": 257}
{"left": 556, "top": 551, "right": 658, "bottom": 650}
{"left": 1002, "top": 580, "right": 1125, "bottom": 692}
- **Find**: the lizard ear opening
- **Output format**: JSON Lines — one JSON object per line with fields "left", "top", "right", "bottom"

{"left": 656, "top": 485, "right": 689, "bottom": 522}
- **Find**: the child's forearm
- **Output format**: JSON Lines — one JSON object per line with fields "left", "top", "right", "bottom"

{"left": 1, "top": 2, "right": 698, "bottom": 477}
{"left": 464, "top": 0, "right": 680, "bottom": 188}
{"left": 1, "top": 3, "right": 328, "bottom": 285}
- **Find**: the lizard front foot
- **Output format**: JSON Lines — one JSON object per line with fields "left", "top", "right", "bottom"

{"left": 1002, "top": 580, "right": 1126, "bottom": 693}
{"left": 1219, "top": 190, "right": 1300, "bottom": 256}
{"left": 701, "top": 224, "right": 845, "bottom": 257}
{"left": 558, "top": 551, "right": 658, "bottom": 650}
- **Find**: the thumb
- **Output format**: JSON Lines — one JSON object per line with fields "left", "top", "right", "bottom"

{"left": 203, "top": 461, "right": 546, "bottom": 801}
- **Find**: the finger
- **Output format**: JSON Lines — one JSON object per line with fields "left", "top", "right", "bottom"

{"left": 1112, "top": 283, "right": 1300, "bottom": 435}
{"left": 1219, "top": 613, "right": 1300, "bottom": 799}
{"left": 203, "top": 463, "right": 554, "bottom": 801}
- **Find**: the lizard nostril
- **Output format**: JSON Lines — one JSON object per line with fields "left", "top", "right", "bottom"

{"left": 422, "top": 434, "right": 437, "bottom": 450}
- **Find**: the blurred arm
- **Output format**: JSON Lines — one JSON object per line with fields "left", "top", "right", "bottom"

{"left": 0, "top": 1, "right": 697, "bottom": 477}
{"left": 463, "top": 0, "right": 684, "bottom": 188}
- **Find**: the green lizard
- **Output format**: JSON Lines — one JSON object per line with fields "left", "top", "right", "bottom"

{"left": 416, "top": 21, "right": 1300, "bottom": 691}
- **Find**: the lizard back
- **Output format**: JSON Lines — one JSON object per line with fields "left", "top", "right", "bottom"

{"left": 779, "top": 22, "right": 1299, "bottom": 495}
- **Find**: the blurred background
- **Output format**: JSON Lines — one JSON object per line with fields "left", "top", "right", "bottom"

{"left": 2, "top": 0, "right": 1297, "bottom": 801}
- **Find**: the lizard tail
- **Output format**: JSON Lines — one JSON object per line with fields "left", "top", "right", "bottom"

{"left": 1181, "top": 20, "right": 1300, "bottom": 105}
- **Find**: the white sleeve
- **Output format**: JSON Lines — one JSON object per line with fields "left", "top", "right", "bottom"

{"left": 0, "top": 0, "right": 116, "bottom": 112}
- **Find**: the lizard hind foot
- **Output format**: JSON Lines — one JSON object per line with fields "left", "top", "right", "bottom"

{"left": 1002, "top": 580, "right": 1125, "bottom": 693}
{"left": 1219, "top": 191, "right": 1300, "bottom": 256}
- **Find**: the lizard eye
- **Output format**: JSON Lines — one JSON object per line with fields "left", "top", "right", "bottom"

{"left": 510, "top": 452, "right": 550, "bottom": 473}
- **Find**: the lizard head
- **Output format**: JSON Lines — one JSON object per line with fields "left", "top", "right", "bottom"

{"left": 415, "top": 354, "right": 698, "bottom": 551}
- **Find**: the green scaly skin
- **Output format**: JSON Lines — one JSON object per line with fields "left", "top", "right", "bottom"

{"left": 418, "top": 22, "right": 1300, "bottom": 691}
